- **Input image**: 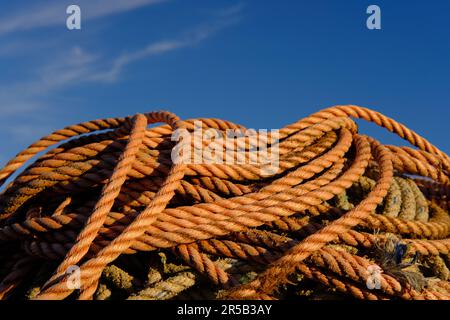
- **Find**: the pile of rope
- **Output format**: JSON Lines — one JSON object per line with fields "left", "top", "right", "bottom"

{"left": 0, "top": 105, "right": 448, "bottom": 300}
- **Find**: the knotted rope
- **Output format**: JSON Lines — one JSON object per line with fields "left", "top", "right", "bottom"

{"left": 0, "top": 105, "right": 448, "bottom": 300}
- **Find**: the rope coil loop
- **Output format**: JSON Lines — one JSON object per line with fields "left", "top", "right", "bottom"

{"left": 0, "top": 105, "right": 448, "bottom": 300}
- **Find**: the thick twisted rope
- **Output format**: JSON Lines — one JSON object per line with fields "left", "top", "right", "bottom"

{"left": 0, "top": 105, "right": 448, "bottom": 300}
{"left": 42, "top": 113, "right": 148, "bottom": 290}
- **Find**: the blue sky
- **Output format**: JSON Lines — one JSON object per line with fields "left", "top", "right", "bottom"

{"left": 0, "top": 0, "right": 449, "bottom": 167}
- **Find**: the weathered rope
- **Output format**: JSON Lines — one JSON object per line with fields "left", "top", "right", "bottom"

{"left": 0, "top": 105, "right": 448, "bottom": 300}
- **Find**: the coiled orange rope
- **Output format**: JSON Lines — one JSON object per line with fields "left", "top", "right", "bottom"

{"left": 0, "top": 105, "right": 448, "bottom": 300}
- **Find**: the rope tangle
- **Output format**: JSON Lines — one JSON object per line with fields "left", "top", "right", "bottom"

{"left": 0, "top": 105, "right": 448, "bottom": 300}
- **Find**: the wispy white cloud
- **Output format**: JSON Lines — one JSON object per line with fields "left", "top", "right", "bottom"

{"left": 37, "top": 47, "right": 99, "bottom": 90}
{"left": 0, "top": 46, "right": 97, "bottom": 114}
{"left": 0, "top": 0, "right": 167, "bottom": 36}
{"left": 215, "top": 2, "right": 246, "bottom": 18}
{"left": 90, "top": 16, "right": 241, "bottom": 82}
{"left": 90, "top": 3, "right": 244, "bottom": 82}
{"left": 0, "top": 3, "right": 244, "bottom": 115}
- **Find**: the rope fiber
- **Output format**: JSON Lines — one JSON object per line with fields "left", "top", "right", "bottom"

{"left": 0, "top": 105, "right": 448, "bottom": 300}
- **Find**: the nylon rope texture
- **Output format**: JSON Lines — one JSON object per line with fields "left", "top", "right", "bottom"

{"left": 0, "top": 105, "right": 448, "bottom": 300}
